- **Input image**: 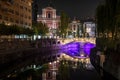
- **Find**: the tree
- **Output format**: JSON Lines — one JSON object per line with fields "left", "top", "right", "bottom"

{"left": 58, "top": 60, "right": 70, "bottom": 80}
{"left": 96, "top": 4, "right": 106, "bottom": 37}
{"left": 96, "top": 0, "right": 119, "bottom": 39}
{"left": 0, "top": 23, "right": 7, "bottom": 36}
{"left": 7, "top": 25, "right": 20, "bottom": 37}
{"left": 59, "top": 11, "right": 70, "bottom": 38}
{"left": 18, "top": 69, "right": 38, "bottom": 80}
{"left": 115, "top": 0, "right": 120, "bottom": 38}
{"left": 33, "top": 22, "right": 49, "bottom": 38}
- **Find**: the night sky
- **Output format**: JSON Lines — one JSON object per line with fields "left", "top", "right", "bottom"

{"left": 35, "top": 0, "right": 104, "bottom": 19}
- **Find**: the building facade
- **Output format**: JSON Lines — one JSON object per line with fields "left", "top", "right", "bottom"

{"left": 83, "top": 21, "right": 96, "bottom": 37}
{"left": 0, "top": 0, "right": 32, "bottom": 28}
{"left": 68, "top": 19, "right": 96, "bottom": 38}
{"left": 68, "top": 19, "right": 82, "bottom": 38}
{"left": 37, "top": 6, "right": 60, "bottom": 37}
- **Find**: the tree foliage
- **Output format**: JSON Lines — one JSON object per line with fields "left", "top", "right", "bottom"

{"left": 96, "top": 0, "right": 120, "bottom": 39}
{"left": 59, "top": 11, "right": 69, "bottom": 38}
{"left": 32, "top": 22, "right": 49, "bottom": 36}
{"left": 58, "top": 60, "right": 70, "bottom": 80}
{"left": 0, "top": 23, "right": 34, "bottom": 37}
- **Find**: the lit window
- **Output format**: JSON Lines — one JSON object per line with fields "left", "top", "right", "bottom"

{"left": 28, "top": 2, "right": 31, "bottom": 6}
{"left": 37, "top": 15, "right": 39, "bottom": 18}
{"left": 86, "top": 28, "right": 91, "bottom": 32}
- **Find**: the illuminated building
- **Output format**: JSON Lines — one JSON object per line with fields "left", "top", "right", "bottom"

{"left": 68, "top": 18, "right": 96, "bottom": 38}
{"left": 0, "top": 0, "right": 32, "bottom": 28}
{"left": 83, "top": 20, "right": 96, "bottom": 37}
{"left": 37, "top": 6, "right": 60, "bottom": 37}
{"left": 68, "top": 18, "right": 82, "bottom": 38}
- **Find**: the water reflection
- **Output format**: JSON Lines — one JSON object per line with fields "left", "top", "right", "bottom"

{"left": 61, "top": 42, "right": 95, "bottom": 57}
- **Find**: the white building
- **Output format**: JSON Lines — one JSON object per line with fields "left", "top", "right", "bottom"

{"left": 83, "top": 21, "right": 96, "bottom": 37}
{"left": 68, "top": 19, "right": 82, "bottom": 38}
{"left": 67, "top": 18, "right": 96, "bottom": 38}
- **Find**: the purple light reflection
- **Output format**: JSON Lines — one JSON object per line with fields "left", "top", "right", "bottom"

{"left": 83, "top": 42, "right": 96, "bottom": 55}
{"left": 61, "top": 42, "right": 95, "bottom": 57}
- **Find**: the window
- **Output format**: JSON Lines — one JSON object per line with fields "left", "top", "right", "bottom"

{"left": 15, "top": 20, "right": 19, "bottom": 23}
{"left": 29, "top": 23, "right": 31, "bottom": 26}
{"left": 0, "top": 15, "right": 2, "bottom": 19}
{"left": 48, "top": 13, "right": 51, "bottom": 18}
{"left": 20, "top": 21, "right": 23, "bottom": 24}
{"left": 25, "top": 15, "right": 27, "bottom": 19}
{"left": 4, "top": 17, "right": 8, "bottom": 21}
{"left": 10, "top": 18, "right": 14, "bottom": 22}
{"left": 2, "top": 8, "right": 8, "bottom": 12}
{"left": 8, "top": 9, "right": 14, "bottom": 14}
{"left": 21, "top": 0, "right": 25, "bottom": 2}
{"left": 0, "top": 4, "right": 1, "bottom": 9}
{"left": 73, "top": 25, "right": 76, "bottom": 30}
{"left": 28, "top": 2, "right": 31, "bottom": 6}
{"left": 20, "top": 14, "right": 23, "bottom": 17}
{"left": 28, "top": 9, "right": 31, "bottom": 12}
{"left": 28, "top": 16, "right": 31, "bottom": 19}
{"left": 25, "top": 22, "right": 27, "bottom": 25}
{"left": 92, "top": 27, "right": 95, "bottom": 31}
{"left": 20, "top": 5, "right": 23, "bottom": 9}
{"left": 15, "top": 11, "right": 19, "bottom": 15}
{"left": 8, "top": 0, "right": 14, "bottom": 4}
{"left": 86, "top": 28, "right": 91, "bottom": 33}
{"left": 25, "top": 7, "right": 27, "bottom": 11}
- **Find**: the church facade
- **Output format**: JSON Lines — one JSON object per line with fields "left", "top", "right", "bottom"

{"left": 37, "top": 6, "right": 60, "bottom": 37}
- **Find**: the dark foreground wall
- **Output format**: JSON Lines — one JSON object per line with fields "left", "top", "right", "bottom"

{"left": 90, "top": 38, "right": 120, "bottom": 80}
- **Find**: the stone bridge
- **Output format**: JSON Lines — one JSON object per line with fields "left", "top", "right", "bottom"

{"left": 58, "top": 38, "right": 96, "bottom": 44}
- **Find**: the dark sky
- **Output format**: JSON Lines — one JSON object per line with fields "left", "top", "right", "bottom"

{"left": 35, "top": 0, "right": 104, "bottom": 19}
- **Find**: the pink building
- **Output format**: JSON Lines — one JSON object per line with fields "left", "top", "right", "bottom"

{"left": 37, "top": 6, "right": 60, "bottom": 37}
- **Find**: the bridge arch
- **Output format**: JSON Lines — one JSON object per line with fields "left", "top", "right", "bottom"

{"left": 61, "top": 41, "right": 96, "bottom": 57}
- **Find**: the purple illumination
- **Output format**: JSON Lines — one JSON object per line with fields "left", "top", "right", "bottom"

{"left": 61, "top": 42, "right": 80, "bottom": 56}
{"left": 83, "top": 42, "right": 96, "bottom": 55}
{"left": 61, "top": 42, "right": 95, "bottom": 57}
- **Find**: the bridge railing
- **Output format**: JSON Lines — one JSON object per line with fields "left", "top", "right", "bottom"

{"left": 58, "top": 38, "right": 96, "bottom": 44}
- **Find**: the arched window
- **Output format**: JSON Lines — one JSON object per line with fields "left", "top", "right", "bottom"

{"left": 48, "top": 13, "right": 51, "bottom": 18}
{"left": 73, "top": 25, "right": 76, "bottom": 30}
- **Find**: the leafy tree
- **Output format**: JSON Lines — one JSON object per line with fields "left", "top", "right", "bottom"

{"left": 18, "top": 69, "right": 38, "bottom": 80}
{"left": 0, "top": 23, "right": 7, "bottom": 35}
{"left": 96, "top": 0, "right": 120, "bottom": 39}
{"left": 8, "top": 25, "right": 20, "bottom": 36}
{"left": 33, "top": 22, "right": 49, "bottom": 37}
{"left": 58, "top": 60, "right": 70, "bottom": 80}
{"left": 116, "top": 0, "right": 120, "bottom": 38}
{"left": 59, "top": 11, "right": 70, "bottom": 38}
{"left": 96, "top": 4, "right": 106, "bottom": 37}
